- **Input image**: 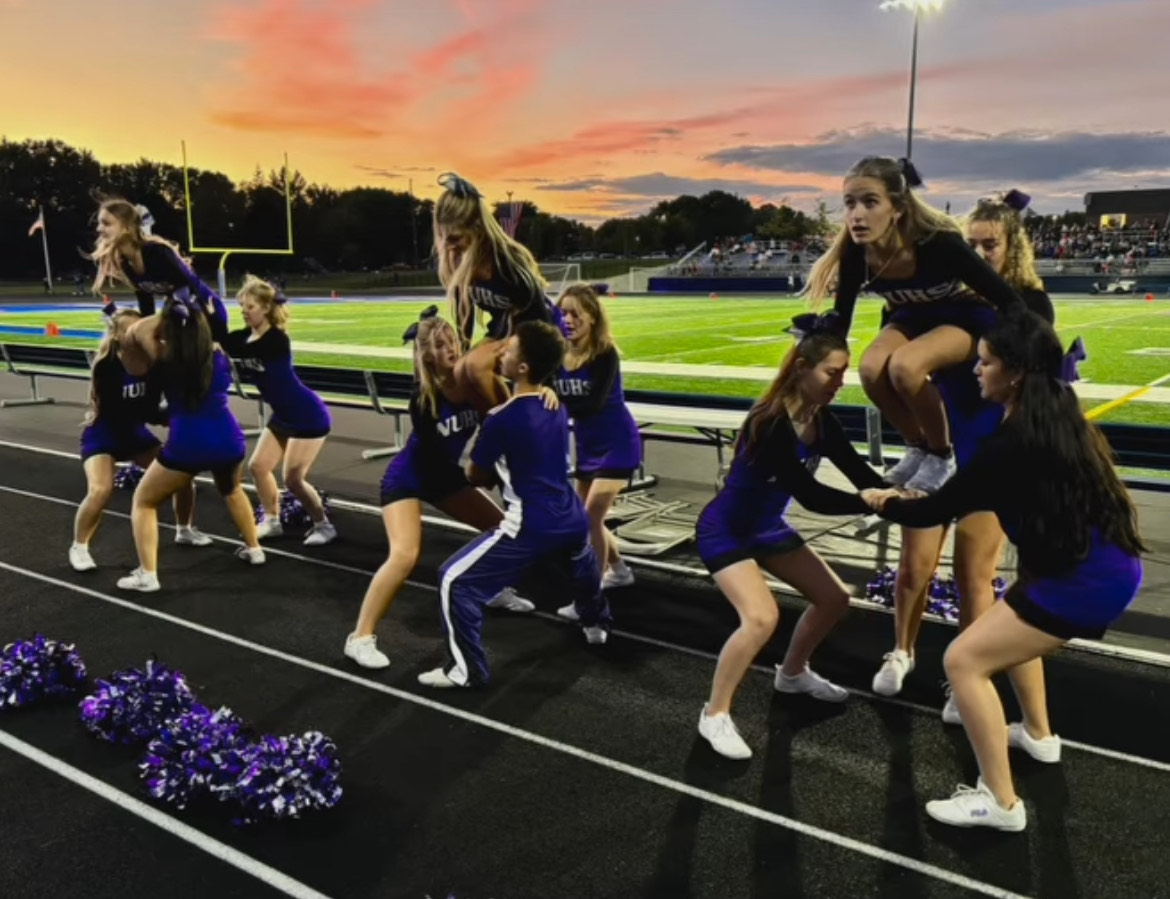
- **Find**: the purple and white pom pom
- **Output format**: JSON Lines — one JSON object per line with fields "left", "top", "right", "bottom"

{"left": 114, "top": 464, "right": 146, "bottom": 491}
{"left": 140, "top": 705, "right": 250, "bottom": 810}
{"left": 79, "top": 659, "right": 199, "bottom": 745}
{"left": 231, "top": 731, "right": 343, "bottom": 824}
{"left": 0, "top": 635, "right": 88, "bottom": 710}
{"left": 279, "top": 490, "right": 331, "bottom": 529}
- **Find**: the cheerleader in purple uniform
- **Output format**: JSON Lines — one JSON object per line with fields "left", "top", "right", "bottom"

{"left": 695, "top": 314, "right": 886, "bottom": 760}
{"left": 552, "top": 284, "right": 640, "bottom": 594}
{"left": 433, "top": 173, "right": 559, "bottom": 413}
{"left": 220, "top": 275, "right": 336, "bottom": 546}
{"left": 90, "top": 198, "right": 216, "bottom": 317}
{"left": 115, "top": 288, "right": 264, "bottom": 592}
{"left": 865, "top": 312, "right": 1144, "bottom": 832}
{"left": 70, "top": 309, "right": 211, "bottom": 571}
{"left": 806, "top": 157, "right": 1026, "bottom": 495}
{"left": 343, "top": 308, "right": 538, "bottom": 670}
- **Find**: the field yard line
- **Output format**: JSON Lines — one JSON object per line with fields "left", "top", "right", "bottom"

{"left": 1086, "top": 371, "right": 1170, "bottom": 420}
{"left": 1058, "top": 308, "right": 1170, "bottom": 332}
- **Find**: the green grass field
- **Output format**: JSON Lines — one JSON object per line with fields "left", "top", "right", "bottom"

{"left": 2, "top": 293, "right": 1169, "bottom": 425}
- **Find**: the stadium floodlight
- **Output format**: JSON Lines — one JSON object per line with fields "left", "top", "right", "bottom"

{"left": 879, "top": 0, "right": 951, "bottom": 161}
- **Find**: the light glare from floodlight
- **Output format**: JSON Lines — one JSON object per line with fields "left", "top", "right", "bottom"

{"left": 878, "top": 0, "right": 946, "bottom": 11}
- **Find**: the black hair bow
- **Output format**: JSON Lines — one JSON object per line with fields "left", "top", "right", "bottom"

{"left": 401, "top": 304, "right": 439, "bottom": 344}
{"left": 788, "top": 310, "right": 843, "bottom": 340}
{"left": 1059, "top": 336, "right": 1086, "bottom": 384}
{"left": 1001, "top": 189, "right": 1031, "bottom": 212}
{"left": 437, "top": 172, "right": 482, "bottom": 200}
{"left": 898, "top": 158, "right": 924, "bottom": 188}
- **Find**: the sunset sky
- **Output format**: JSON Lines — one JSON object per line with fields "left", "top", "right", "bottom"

{"left": 3, "top": 0, "right": 1167, "bottom": 222}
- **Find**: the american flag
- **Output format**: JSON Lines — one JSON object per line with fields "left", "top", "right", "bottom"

{"left": 499, "top": 201, "right": 523, "bottom": 238}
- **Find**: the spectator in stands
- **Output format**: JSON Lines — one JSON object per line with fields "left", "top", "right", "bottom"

{"left": 873, "top": 190, "right": 1057, "bottom": 715}
{"left": 432, "top": 173, "right": 560, "bottom": 413}
{"left": 865, "top": 312, "right": 1144, "bottom": 832}
{"left": 695, "top": 312, "right": 886, "bottom": 761}
{"left": 807, "top": 157, "right": 1025, "bottom": 495}
{"left": 551, "top": 284, "right": 640, "bottom": 597}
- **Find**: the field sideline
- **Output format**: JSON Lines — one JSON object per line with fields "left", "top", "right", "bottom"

{"left": 2, "top": 293, "right": 1169, "bottom": 425}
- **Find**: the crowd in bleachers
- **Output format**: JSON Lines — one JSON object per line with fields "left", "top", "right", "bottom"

{"left": 1026, "top": 219, "right": 1170, "bottom": 272}
{"left": 668, "top": 236, "right": 830, "bottom": 279}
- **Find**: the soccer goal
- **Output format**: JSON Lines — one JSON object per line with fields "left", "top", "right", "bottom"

{"left": 539, "top": 262, "right": 582, "bottom": 297}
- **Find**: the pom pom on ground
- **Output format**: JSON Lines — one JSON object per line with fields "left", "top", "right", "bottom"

{"left": 231, "top": 731, "right": 343, "bottom": 824}
{"left": 79, "top": 659, "right": 200, "bottom": 745}
{"left": 253, "top": 490, "right": 332, "bottom": 530}
{"left": 114, "top": 464, "right": 146, "bottom": 491}
{"left": 866, "top": 565, "right": 1007, "bottom": 624}
{"left": 0, "top": 635, "right": 88, "bottom": 710}
{"left": 140, "top": 705, "right": 250, "bottom": 810}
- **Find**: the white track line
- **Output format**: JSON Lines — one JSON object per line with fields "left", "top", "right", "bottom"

{"left": 0, "top": 561, "right": 1032, "bottom": 899}
{"left": 0, "top": 729, "right": 331, "bottom": 899}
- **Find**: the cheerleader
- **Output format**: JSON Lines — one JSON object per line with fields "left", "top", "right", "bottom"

{"left": 807, "top": 157, "right": 1026, "bottom": 495}
{"left": 874, "top": 190, "right": 1059, "bottom": 723}
{"left": 90, "top": 198, "right": 215, "bottom": 316}
{"left": 433, "top": 173, "right": 558, "bottom": 411}
{"left": 865, "top": 312, "right": 1144, "bottom": 831}
{"left": 553, "top": 284, "right": 640, "bottom": 593}
{"left": 70, "top": 309, "right": 211, "bottom": 571}
{"left": 220, "top": 275, "right": 336, "bottom": 545}
{"left": 115, "top": 290, "right": 264, "bottom": 592}
{"left": 343, "top": 308, "right": 538, "bottom": 670}
{"left": 696, "top": 313, "right": 886, "bottom": 760}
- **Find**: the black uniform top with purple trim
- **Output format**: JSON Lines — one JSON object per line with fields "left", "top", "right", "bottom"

{"left": 833, "top": 230, "right": 1026, "bottom": 335}
{"left": 125, "top": 242, "right": 218, "bottom": 317}
{"left": 705, "top": 410, "right": 885, "bottom": 535}
{"left": 410, "top": 389, "right": 481, "bottom": 470}
{"left": 458, "top": 271, "right": 553, "bottom": 344}
{"left": 221, "top": 327, "right": 330, "bottom": 436}
{"left": 90, "top": 351, "right": 165, "bottom": 429}
{"left": 554, "top": 348, "right": 641, "bottom": 475}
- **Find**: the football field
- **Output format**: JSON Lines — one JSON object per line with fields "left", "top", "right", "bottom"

{"left": 2, "top": 293, "right": 1168, "bottom": 425}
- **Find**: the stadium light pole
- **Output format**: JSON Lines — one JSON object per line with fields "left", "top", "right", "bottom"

{"left": 879, "top": 0, "right": 949, "bottom": 161}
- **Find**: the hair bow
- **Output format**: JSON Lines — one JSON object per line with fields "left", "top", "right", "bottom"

{"left": 134, "top": 204, "right": 155, "bottom": 236}
{"left": 167, "top": 288, "right": 200, "bottom": 327}
{"left": 437, "top": 172, "right": 482, "bottom": 200}
{"left": 898, "top": 158, "right": 924, "bottom": 188}
{"left": 1001, "top": 189, "right": 1031, "bottom": 212}
{"left": 788, "top": 310, "right": 842, "bottom": 340}
{"left": 274, "top": 289, "right": 289, "bottom": 306}
{"left": 401, "top": 304, "right": 440, "bottom": 344}
{"left": 1059, "top": 336, "right": 1086, "bottom": 384}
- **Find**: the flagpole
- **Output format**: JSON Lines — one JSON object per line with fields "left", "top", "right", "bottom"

{"left": 38, "top": 209, "right": 54, "bottom": 293}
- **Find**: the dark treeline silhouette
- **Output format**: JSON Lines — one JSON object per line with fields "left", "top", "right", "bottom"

{"left": 1, "top": 138, "right": 837, "bottom": 281}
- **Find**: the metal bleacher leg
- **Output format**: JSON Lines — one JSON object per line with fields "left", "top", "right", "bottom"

{"left": 360, "top": 412, "right": 405, "bottom": 461}
{"left": 865, "top": 406, "right": 884, "bottom": 466}
{"left": 242, "top": 397, "right": 267, "bottom": 438}
{"left": 0, "top": 373, "right": 55, "bottom": 408}
{"left": 624, "top": 433, "right": 657, "bottom": 492}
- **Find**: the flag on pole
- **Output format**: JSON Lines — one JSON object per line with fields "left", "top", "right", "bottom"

{"left": 28, "top": 209, "right": 45, "bottom": 237}
{"left": 499, "top": 201, "right": 523, "bottom": 238}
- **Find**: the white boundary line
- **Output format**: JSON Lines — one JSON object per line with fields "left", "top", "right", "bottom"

{"left": 0, "top": 560, "right": 1032, "bottom": 899}
{"left": 3, "top": 437, "right": 1168, "bottom": 671}
{"left": 0, "top": 728, "right": 331, "bottom": 899}
{"left": 2, "top": 479, "right": 1169, "bottom": 778}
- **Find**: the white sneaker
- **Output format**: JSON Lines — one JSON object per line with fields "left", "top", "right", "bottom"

{"left": 873, "top": 650, "right": 915, "bottom": 696}
{"left": 1007, "top": 723, "right": 1062, "bottom": 764}
{"left": 698, "top": 705, "right": 753, "bottom": 760}
{"left": 556, "top": 603, "right": 581, "bottom": 623}
{"left": 885, "top": 446, "right": 927, "bottom": 487}
{"left": 344, "top": 634, "right": 390, "bottom": 669}
{"left": 602, "top": 563, "right": 635, "bottom": 589}
{"left": 69, "top": 544, "right": 97, "bottom": 572}
{"left": 905, "top": 453, "right": 957, "bottom": 494}
{"left": 117, "top": 567, "right": 160, "bottom": 593}
{"left": 774, "top": 666, "right": 849, "bottom": 702}
{"left": 174, "top": 526, "right": 213, "bottom": 547}
{"left": 486, "top": 587, "right": 536, "bottom": 613}
{"left": 942, "top": 682, "right": 962, "bottom": 725}
{"left": 255, "top": 518, "right": 284, "bottom": 540}
{"left": 583, "top": 626, "right": 608, "bottom": 645}
{"left": 303, "top": 521, "right": 338, "bottom": 546}
{"left": 235, "top": 546, "right": 266, "bottom": 565}
{"left": 417, "top": 667, "right": 461, "bottom": 689}
{"left": 925, "top": 779, "right": 1026, "bottom": 832}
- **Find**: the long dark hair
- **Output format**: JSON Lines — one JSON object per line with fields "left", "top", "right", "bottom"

{"left": 157, "top": 296, "right": 213, "bottom": 409}
{"left": 738, "top": 328, "right": 848, "bottom": 458}
{"left": 986, "top": 313, "right": 1145, "bottom": 569}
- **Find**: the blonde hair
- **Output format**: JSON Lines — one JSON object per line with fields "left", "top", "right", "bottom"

{"left": 965, "top": 195, "right": 1045, "bottom": 293}
{"left": 433, "top": 174, "right": 547, "bottom": 347}
{"left": 413, "top": 315, "right": 460, "bottom": 419}
{"left": 806, "top": 157, "right": 961, "bottom": 305}
{"left": 236, "top": 274, "right": 290, "bottom": 329}
{"left": 88, "top": 197, "right": 187, "bottom": 293}
{"left": 557, "top": 283, "right": 618, "bottom": 366}
{"left": 84, "top": 309, "right": 142, "bottom": 425}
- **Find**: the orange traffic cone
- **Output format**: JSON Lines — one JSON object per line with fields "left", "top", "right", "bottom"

{"left": 46, "top": 322, "right": 60, "bottom": 337}
{"left": 1146, "top": 293, "right": 1155, "bottom": 302}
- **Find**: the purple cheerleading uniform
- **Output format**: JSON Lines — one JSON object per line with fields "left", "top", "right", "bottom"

{"left": 436, "top": 395, "right": 612, "bottom": 686}
{"left": 80, "top": 352, "right": 164, "bottom": 462}
{"left": 696, "top": 410, "right": 884, "bottom": 574}
{"left": 834, "top": 231, "right": 1025, "bottom": 339}
{"left": 126, "top": 242, "right": 218, "bottom": 317}
{"left": 458, "top": 271, "right": 559, "bottom": 344}
{"left": 880, "top": 421, "right": 1143, "bottom": 640}
{"left": 379, "top": 390, "right": 480, "bottom": 506}
{"left": 222, "top": 328, "right": 331, "bottom": 439}
{"left": 555, "top": 347, "right": 642, "bottom": 479}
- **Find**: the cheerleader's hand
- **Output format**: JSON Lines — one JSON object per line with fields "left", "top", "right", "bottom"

{"left": 861, "top": 488, "right": 901, "bottom": 511}
{"left": 538, "top": 385, "right": 561, "bottom": 411}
